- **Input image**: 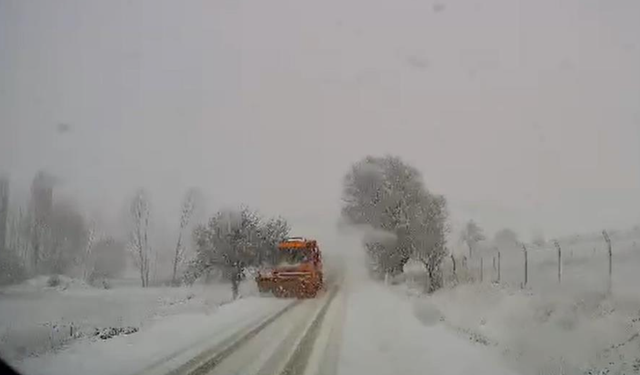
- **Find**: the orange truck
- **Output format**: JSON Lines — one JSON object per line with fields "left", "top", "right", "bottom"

{"left": 256, "top": 237, "right": 324, "bottom": 298}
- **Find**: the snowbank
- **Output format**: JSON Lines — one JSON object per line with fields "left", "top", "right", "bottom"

{"left": 1, "top": 275, "right": 92, "bottom": 293}
{"left": 15, "top": 297, "right": 292, "bottom": 375}
{"left": 338, "top": 260, "right": 517, "bottom": 375}
{"left": 415, "top": 283, "right": 640, "bottom": 375}
{"left": 0, "top": 278, "right": 258, "bottom": 364}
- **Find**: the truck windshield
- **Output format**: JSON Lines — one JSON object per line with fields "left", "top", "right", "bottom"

{"left": 277, "top": 249, "right": 311, "bottom": 266}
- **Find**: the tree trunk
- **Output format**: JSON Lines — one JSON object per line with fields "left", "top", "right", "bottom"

{"left": 450, "top": 254, "right": 457, "bottom": 283}
{"left": 172, "top": 232, "right": 183, "bottom": 286}
{"left": 423, "top": 259, "right": 442, "bottom": 294}
{"left": 145, "top": 252, "right": 151, "bottom": 287}
{"left": 140, "top": 266, "right": 146, "bottom": 287}
{"left": 231, "top": 265, "right": 242, "bottom": 300}
{"left": 231, "top": 273, "right": 239, "bottom": 299}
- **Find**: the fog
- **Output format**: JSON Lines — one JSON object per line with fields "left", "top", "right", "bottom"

{"left": 1, "top": 0, "right": 639, "bottom": 243}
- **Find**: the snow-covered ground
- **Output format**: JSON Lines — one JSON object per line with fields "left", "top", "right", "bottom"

{"left": 401, "top": 231, "right": 640, "bottom": 374}
{"left": 4, "top": 240, "right": 639, "bottom": 375}
{"left": 418, "top": 283, "right": 640, "bottom": 375}
{"left": 338, "top": 280, "right": 518, "bottom": 375}
{"left": 0, "top": 276, "right": 259, "bottom": 365}
{"left": 337, "top": 251, "right": 520, "bottom": 375}
{"left": 15, "top": 296, "right": 292, "bottom": 375}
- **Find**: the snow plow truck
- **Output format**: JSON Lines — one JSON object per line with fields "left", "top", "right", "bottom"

{"left": 256, "top": 237, "right": 323, "bottom": 298}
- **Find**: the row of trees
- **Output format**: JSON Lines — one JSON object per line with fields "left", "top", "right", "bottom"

{"left": 340, "top": 155, "right": 448, "bottom": 293}
{"left": 0, "top": 172, "right": 127, "bottom": 286}
{"left": 124, "top": 187, "right": 206, "bottom": 288}
{"left": 0, "top": 170, "right": 290, "bottom": 297}
{"left": 125, "top": 187, "right": 290, "bottom": 297}
{"left": 460, "top": 219, "right": 547, "bottom": 259}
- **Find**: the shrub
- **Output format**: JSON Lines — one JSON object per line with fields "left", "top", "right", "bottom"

{"left": 47, "top": 274, "right": 61, "bottom": 287}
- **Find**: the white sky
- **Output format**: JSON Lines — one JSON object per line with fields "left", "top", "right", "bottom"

{"left": 1, "top": 0, "right": 639, "bottom": 242}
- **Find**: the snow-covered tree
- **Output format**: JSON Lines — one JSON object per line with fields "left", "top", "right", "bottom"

{"left": 413, "top": 195, "right": 448, "bottom": 292}
{"left": 341, "top": 155, "right": 448, "bottom": 291}
{"left": 128, "top": 189, "right": 152, "bottom": 287}
{"left": 188, "top": 208, "right": 289, "bottom": 298}
{"left": 256, "top": 216, "right": 290, "bottom": 266}
{"left": 460, "top": 220, "right": 485, "bottom": 259}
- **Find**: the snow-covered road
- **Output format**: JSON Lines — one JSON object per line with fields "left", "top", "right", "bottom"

{"left": 13, "top": 273, "right": 522, "bottom": 375}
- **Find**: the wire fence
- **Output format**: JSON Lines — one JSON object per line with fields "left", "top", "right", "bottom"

{"left": 440, "top": 231, "right": 640, "bottom": 298}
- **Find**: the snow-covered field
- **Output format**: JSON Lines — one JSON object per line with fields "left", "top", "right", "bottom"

{"left": 414, "top": 283, "right": 640, "bottom": 375}
{"left": 339, "top": 278, "right": 518, "bottom": 375}
{"left": 0, "top": 276, "right": 258, "bottom": 365}
{"left": 401, "top": 233, "right": 640, "bottom": 375}
{"left": 14, "top": 296, "right": 292, "bottom": 375}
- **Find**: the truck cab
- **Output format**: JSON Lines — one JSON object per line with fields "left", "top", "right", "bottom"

{"left": 256, "top": 237, "right": 323, "bottom": 298}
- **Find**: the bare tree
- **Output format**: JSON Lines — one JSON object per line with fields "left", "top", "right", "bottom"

{"left": 171, "top": 188, "right": 199, "bottom": 285}
{"left": 460, "top": 220, "right": 485, "bottom": 259}
{"left": 82, "top": 222, "right": 98, "bottom": 281}
{"left": 129, "top": 189, "right": 152, "bottom": 287}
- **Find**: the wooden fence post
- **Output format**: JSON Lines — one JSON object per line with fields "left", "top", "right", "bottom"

{"left": 492, "top": 256, "right": 496, "bottom": 282}
{"left": 522, "top": 243, "right": 528, "bottom": 288}
{"left": 451, "top": 254, "right": 457, "bottom": 283}
{"left": 497, "top": 250, "right": 501, "bottom": 283}
{"left": 602, "top": 230, "right": 612, "bottom": 294}
{"left": 554, "top": 240, "right": 562, "bottom": 284}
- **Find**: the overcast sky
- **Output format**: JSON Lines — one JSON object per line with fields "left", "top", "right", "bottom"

{"left": 1, "top": 0, "right": 639, "bottom": 243}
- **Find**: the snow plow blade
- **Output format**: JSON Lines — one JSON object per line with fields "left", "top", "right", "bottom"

{"left": 256, "top": 275, "right": 322, "bottom": 298}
